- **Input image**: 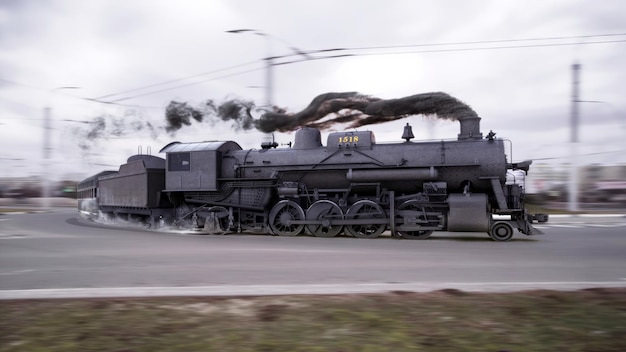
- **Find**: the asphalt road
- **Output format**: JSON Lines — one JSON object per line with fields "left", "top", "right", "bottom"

{"left": 0, "top": 208, "right": 625, "bottom": 299}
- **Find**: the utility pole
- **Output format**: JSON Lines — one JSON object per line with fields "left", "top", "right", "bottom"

{"left": 225, "top": 29, "right": 312, "bottom": 109}
{"left": 42, "top": 107, "right": 52, "bottom": 209}
{"left": 568, "top": 62, "right": 580, "bottom": 212}
{"left": 261, "top": 32, "right": 274, "bottom": 108}
{"left": 226, "top": 29, "right": 274, "bottom": 108}
{"left": 226, "top": 29, "right": 313, "bottom": 145}
{"left": 42, "top": 86, "right": 80, "bottom": 209}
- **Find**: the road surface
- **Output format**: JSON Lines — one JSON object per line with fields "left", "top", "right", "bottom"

{"left": 1, "top": 208, "right": 624, "bottom": 299}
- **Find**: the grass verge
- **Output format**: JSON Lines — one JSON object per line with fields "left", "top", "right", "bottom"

{"left": 1, "top": 288, "right": 625, "bottom": 351}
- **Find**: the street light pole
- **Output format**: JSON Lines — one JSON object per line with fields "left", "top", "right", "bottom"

{"left": 226, "top": 29, "right": 274, "bottom": 108}
{"left": 568, "top": 62, "right": 580, "bottom": 212}
{"left": 264, "top": 35, "right": 274, "bottom": 108}
{"left": 225, "top": 29, "right": 312, "bottom": 109}
{"left": 42, "top": 86, "right": 80, "bottom": 209}
{"left": 42, "top": 106, "right": 52, "bottom": 208}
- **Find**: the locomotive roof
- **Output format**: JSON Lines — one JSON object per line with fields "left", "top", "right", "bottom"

{"left": 159, "top": 140, "right": 242, "bottom": 153}
{"left": 77, "top": 170, "right": 117, "bottom": 189}
{"left": 126, "top": 154, "right": 165, "bottom": 169}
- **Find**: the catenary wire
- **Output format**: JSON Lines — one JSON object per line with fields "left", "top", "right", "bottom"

{"left": 92, "top": 33, "right": 626, "bottom": 102}
{"left": 100, "top": 36, "right": 626, "bottom": 103}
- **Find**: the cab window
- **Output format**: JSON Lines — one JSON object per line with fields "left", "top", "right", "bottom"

{"left": 168, "top": 153, "right": 190, "bottom": 171}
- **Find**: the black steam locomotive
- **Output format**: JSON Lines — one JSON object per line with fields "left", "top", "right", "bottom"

{"left": 78, "top": 116, "right": 545, "bottom": 241}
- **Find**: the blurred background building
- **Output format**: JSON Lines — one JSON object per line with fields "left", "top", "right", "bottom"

{"left": 528, "top": 163, "right": 626, "bottom": 208}
{"left": 0, "top": 176, "right": 76, "bottom": 204}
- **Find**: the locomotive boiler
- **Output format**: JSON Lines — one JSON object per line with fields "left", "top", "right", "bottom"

{"left": 78, "top": 114, "right": 545, "bottom": 241}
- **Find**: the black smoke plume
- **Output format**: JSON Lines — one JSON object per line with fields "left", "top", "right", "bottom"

{"left": 73, "top": 110, "right": 159, "bottom": 152}
{"left": 164, "top": 101, "right": 204, "bottom": 132}
{"left": 216, "top": 99, "right": 256, "bottom": 130}
{"left": 73, "top": 92, "right": 475, "bottom": 153}
{"left": 164, "top": 98, "right": 257, "bottom": 133}
{"left": 162, "top": 91, "right": 477, "bottom": 134}
{"left": 256, "top": 91, "right": 477, "bottom": 132}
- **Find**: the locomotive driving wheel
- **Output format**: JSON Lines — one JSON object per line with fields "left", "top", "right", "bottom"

{"left": 345, "top": 200, "right": 386, "bottom": 238}
{"left": 269, "top": 200, "right": 305, "bottom": 236}
{"left": 306, "top": 200, "right": 344, "bottom": 237}
{"left": 395, "top": 200, "right": 434, "bottom": 240}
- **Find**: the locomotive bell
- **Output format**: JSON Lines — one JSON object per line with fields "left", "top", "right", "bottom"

{"left": 402, "top": 123, "right": 414, "bottom": 142}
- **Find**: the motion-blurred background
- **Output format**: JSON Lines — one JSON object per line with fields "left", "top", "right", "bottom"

{"left": 1, "top": 0, "right": 624, "bottom": 211}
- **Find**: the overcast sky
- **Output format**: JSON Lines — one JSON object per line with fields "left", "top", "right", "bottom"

{"left": 1, "top": 0, "right": 625, "bottom": 180}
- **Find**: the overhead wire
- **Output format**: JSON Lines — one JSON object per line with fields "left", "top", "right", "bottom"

{"left": 107, "top": 66, "right": 265, "bottom": 103}
{"left": 0, "top": 78, "right": 163, "bottom": 109}
{"left": 323, "top": 32, "right": 626, "bottom": 52}
{"left": 532, "top": 149, "right": 626, "bottom": 161}
{"left": 271, "top": 39, "right": 626, "bottom": 67}
{"left": 93, "top": 33, "right": 626, "bottom": 103}
{"left": 3, "top": 33, "right": 625, "bottom": 106}
{"left": 93, "top": 60, "right": 259, "bottom": 100}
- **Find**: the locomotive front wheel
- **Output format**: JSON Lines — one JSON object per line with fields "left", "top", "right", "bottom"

{"left": 489, "top": 222, "right": 514, "bottom": 242}
{"left": 345, "top": 200, "right": 386, "bottom": 239}
{"left": 269, "top": 200, "right": 305, "bottom": 236}
{"left": 306, "top": 200, "right": 344, "bottom": 238}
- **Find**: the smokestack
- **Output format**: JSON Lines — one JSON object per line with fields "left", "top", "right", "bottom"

{"left": 458, "top": 116, "right": 482, "bottom": 140}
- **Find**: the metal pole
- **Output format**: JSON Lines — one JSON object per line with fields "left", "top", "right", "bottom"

{"left": 256, "top": 32, "right": 273, "bottom": 144}
{"left": 263, "top": 34, "right": 273, "bottom": 108}
{"left": 42, "top": 107, "right": 52, "bottom": 209}
{"left": 226, "top": 28, "right": 309, "bottom": 109}
{"left": 42, "top": 86, "right": 79, "bottom": 209}
{"left": 568, "top": 62, "right": 580, "bottom": 212}
{"left": 226, "top": 29, "right": 274, "bottom": 108}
